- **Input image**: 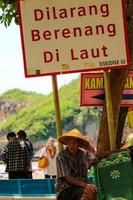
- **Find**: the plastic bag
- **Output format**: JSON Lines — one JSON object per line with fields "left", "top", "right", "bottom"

{"left": 38, "top": 156, "right": 49, "bottom": 169}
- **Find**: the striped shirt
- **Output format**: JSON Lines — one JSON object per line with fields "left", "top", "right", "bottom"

{"left": 1, "top": 139, "right": 30, "bottom": 172}
{"left": 56, "top": 147, "right": 97, "bottom": 194}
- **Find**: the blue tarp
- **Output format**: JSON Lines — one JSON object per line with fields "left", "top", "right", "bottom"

{"left": 0, "top": 179, "right": 56, "bottom": 196}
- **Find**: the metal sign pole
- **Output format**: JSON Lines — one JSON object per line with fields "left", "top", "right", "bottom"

{"left": 104, "top": 71, "right": 116, "bottom": 150}
{"left": 51, "top": 75, "right": 63, "bottom": 151}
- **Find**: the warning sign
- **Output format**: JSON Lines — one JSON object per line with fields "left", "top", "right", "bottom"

{"left": 18, "top": 0, "right": 130, "bottom": 77}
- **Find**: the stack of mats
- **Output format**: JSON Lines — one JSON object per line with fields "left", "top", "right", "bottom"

{"left": 94, "top": 150, "right": 133, "bottom": 200}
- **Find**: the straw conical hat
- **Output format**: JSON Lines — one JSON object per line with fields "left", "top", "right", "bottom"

{"left": 58, "top": 129, "right": 90, "bottom": 147}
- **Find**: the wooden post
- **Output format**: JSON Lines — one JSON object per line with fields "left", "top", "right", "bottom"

{"left": 51, "top": 75, "right": 63, "bottom": 151}
{"left": 104, "top": 71, "right": 116, "bottom": 150}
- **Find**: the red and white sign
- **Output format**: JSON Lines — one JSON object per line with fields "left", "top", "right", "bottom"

{"left": 81, "top": 72, "right": 133, "bottom": 107}
{"left": 18, "top": 0, "right": 130, "bottom": 77}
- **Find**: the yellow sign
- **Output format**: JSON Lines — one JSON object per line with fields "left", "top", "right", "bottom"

{"left": 81, "top": 72, "right": 133, "bottom": 106}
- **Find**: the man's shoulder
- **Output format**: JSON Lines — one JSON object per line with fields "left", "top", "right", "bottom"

{"left": 26, "top": 139, "right": 33, "bottom": 148}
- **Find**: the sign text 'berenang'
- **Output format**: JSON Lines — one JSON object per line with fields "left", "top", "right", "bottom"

{"left": 32, "top": 4, "right": 114, "bottom": 63}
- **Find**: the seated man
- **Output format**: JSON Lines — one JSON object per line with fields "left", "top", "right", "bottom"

{"left": 56, "top": 129, "right": 98, "bottom": 200}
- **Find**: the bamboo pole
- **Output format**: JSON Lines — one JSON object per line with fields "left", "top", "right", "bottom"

{"left": 51, "top": 75, "right": 63, "bottom": 151}
{"left": 104, "top": 71, "right": 116, "bottom": 150}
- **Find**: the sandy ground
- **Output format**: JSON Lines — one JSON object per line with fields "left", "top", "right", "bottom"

{"left": 0, "top": 162, "right": 45, "bottom": 179}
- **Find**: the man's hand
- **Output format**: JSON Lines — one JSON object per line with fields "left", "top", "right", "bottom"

{"left": 85, "top": 184, "right": 97, "bottom": 193}
{"left": 83, "top": 184, "right": 97, "bottom": 199}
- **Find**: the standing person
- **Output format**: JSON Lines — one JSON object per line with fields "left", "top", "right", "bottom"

{"left": 39, "top": 137, "right": 58, "bottom": 178}
{"left": 1, "top": 132, "right": 30, "bottom": 179}
{"left": 17, "top": 130, "right": 34, "bottom": 178}
{"left": 56, "top": 129, "right": 98, "bottom": 200}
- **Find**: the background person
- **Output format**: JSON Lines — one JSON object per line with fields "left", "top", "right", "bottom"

{"left": 1, "top": 131, "right": 30, "bottom": 179}
{"left": 39, "top": 137, "right": 58, "bottom": 178}
{"left": 56, "top": 129, "right": 98, "bottom": 200}
{"left": 17, "top": 130, "right": 34, "bottom": 178}
{"left": 17, "top": 130, "right": 34, "bottom": 160}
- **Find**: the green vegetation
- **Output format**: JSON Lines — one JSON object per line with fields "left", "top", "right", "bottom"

{"left": 0, "top": 78, "right": 100, "bottom": 145}
{"left": 0, "top": 0, "right": 18, "bottom": 26}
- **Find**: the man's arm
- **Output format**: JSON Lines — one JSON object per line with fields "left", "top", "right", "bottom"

{"left": 97, "top": 149, "right": 126, "bottom": 159}
{"left": 65, "top": 176, "right": 97, "bottom": 193}
{"left": 65, "top": 176, "right": 86, "bottom": 187}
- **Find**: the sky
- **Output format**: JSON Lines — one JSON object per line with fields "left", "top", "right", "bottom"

{"left": 0, "top": 23, "right": 79, "bottom": 95}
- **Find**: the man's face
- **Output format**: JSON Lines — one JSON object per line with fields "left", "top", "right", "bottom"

{"left": 67, "top": 138, "right": 79, "bottom": 155}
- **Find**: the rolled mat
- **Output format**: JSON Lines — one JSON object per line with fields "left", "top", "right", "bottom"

{"left": 94, "top": 150, "right": 133, "bottom": 200}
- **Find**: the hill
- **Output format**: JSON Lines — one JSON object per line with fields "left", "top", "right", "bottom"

{"left": 0, "top": 78, "right": 100, "bottom": 149}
